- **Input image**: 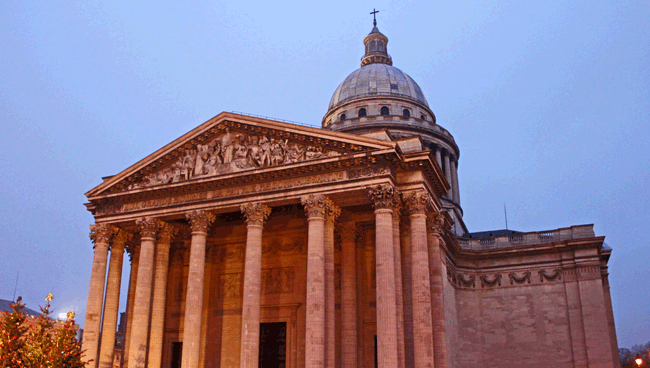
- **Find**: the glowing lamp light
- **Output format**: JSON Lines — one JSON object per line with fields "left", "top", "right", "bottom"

{"left": 636, "top": 356, "right": 643, "bottom": 367}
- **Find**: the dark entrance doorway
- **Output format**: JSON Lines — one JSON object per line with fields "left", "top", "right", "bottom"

{"left": 259, "top": 322, "right": 287, "bottom": 368}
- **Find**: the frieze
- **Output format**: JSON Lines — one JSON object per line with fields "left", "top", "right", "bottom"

{"left": 95, "top": 171, "right": 347, "bottom": 216}
{"left": 457, "top": 274, "right": 476, "bottom": 288}
{"left": 128, "top": 129, "right": 341, "bottom": 190}
{"left": 480, "top": 274, "right": 503, "bottom": 288}
{"left": 539, "top": 268, "right": 563, "bottom": 282}
{"left": 508, "top": 271, "right": 531, "bottom": 285}
{"left": 348, "top": 165, "right": 391, "bottom": 179}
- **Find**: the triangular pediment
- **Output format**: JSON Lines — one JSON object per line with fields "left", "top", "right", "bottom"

{"left": 87, "top": 112, "right": 396, "bottom": 198}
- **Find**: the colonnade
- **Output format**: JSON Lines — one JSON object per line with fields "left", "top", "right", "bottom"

{"left": 433, "top": 147, "right": 460, "bottom": 205}
{"left": 83, "top": 187, "right": 448, "bottom": 368}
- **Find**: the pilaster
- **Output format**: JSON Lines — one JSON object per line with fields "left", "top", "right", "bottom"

{"left": 426, "top": 212, "right": 448, "bottom": 368}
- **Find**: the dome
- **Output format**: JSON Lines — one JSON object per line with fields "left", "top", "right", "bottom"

{"left": 327, "top": 63, "right": 429, "bottom": 110}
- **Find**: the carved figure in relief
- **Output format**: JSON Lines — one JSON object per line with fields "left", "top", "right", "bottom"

{"left": 132, "top": 129, "right": 342, "bottom": 189}
{"left": 221, "top": 128, "right": 234, "bottom": 163}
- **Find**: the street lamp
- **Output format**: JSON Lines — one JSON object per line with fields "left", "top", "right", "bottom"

{"left": 635, "top": 355, "right": 643, "bottom": 367}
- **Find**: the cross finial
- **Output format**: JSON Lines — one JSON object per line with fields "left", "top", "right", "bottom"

{"left": 370, "top": 8, "right": 379, "bottom": 27}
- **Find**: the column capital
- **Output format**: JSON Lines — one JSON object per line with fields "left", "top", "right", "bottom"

{"left": 89, "top": 223, "right": 115, "bottom": 245}
{"left": 111, "top": 229, "right": 131, "bottom": 251}
{"left": 241, "top": 202, "right": 272, "bottom": 226}
{"left": 325, "top": 200, "right": 341, "bottom": 222}
{"left": 301, "top": 194, "right": 328, "bottom": 219}
{"left": 426, "top": 211, "right": 446, "bottom": 235}
{"left": 367, "top": 184, "right": 399, "bottom": 210}
{"left": 136, "top": 217, "right": 162, "bottom": 239}
{"left": 185, "top": 210, "right": 216, "bottom": 233}
{"left": 403, "top": 191, "right": 433, "bottom": 215}
{"left": 158, "top": 222, "right": 179, "bottom": 244}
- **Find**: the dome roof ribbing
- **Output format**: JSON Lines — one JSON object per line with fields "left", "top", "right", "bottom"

{"left": 328, "top": 63, "right": 429, "bottom": 110}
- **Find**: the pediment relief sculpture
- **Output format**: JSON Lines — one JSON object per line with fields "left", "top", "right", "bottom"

{"left": 129, "top": 129, "right": 341, "bottom": 190}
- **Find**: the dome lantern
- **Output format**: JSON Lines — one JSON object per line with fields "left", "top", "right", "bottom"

{"left": 361, "top": 21, "right": 392, "bottom": 66}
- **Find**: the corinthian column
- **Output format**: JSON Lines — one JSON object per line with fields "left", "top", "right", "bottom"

{"left": 392, "top": 199, "right": 406, "bottom": 368}
{"left": 427, "top": 212, "right": 448, "bottom": 368}
{"left": 123, "top": 243, "right": 140, "bottom": 368}
{"left": 404, "top": 192, "right": 434, "bottom": 368}
{"left": 368, "top": 184, "right": 399, "bottom": 368}
{"left": 148, "top": 223, "right": 177, "bottom": 368}
{"left": 340, "top": 222, "right": 358, "bottom": 368}
{"left": 239, "top": 203, "right": 272, "bottom": 368}
{"left": 83, "top": 223, "right": 114, "bottom": 367}
{"left": 324, "top": 201, "right": 340, "bottom": 368}
{"left": 301, "top": 195, "right": 328, "bottom": 368}
{"left": 128, "top": 217, "right": 160, "bottom": 368}
{"left": 182, "top": 210, "right": 215, "bottom": 368}
{"left": 98, "top": 229, "right": 129, "bottom": 368}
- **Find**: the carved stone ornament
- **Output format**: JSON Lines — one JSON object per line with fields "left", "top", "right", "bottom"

{"left": 426, "top": 211, "right": 445, "bottom": 235}
{"left": 538, "top": 268, "right": 563, "bottom": 283}
{"left": 325, "top": 200, "right": 341, "bottom": 222}
{"left": 240, "top": 202, "right": 272, "bottom": 225}
{"left": 301, "top": 195, "right": 328, "bottom": 218}
{"left": 111, "top": 228, "right": 131, "bottom": 251}
{"left": 186, "top": 210, "right": 216, "bottom": 233}
{"left": 128, "top": 128, "right": 341, "bottom": 190}
{"left": 446, "top": 265, "right": 458, "bottom": 285}
{"left": 403, "top": 191, "right": 432, "bottom": 215}
{"left": 158, "top": 222, "right": 179, "bottom": 244}
{"left": 457, "top": 274, "right": 476, "bottom": 288}
{"left": 508, "top": 271, "right": 531, "bottom": 285}
{"left": 89, "top": 223, "right": 114, "bottom": 245}
{"left": 480, "top": 273, "right": 503, "bottom": 288}
{"left": 136, "top": 217, "right": 161, "bottom": 239}
{"left": 367, "top": 184, "right": 399, "bottom": 210}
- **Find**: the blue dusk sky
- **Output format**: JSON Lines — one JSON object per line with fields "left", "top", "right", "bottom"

{"left": 1, "top": 0, "right": 648, "bottom": 349}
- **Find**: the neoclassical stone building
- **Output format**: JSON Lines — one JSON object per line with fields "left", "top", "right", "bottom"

{"left": 82, "top": 22, "right": 619, "bottom": 368}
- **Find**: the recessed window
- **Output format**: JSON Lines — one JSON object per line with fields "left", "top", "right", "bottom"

{"left": 380, "top": 106, "right": 389, "bottom": 115}
{"left": 403, "top": 109, "right": 410, "bottom": 118}
{"left": 371, "top": 41, "right": 376, "bottom": 51}
{"left": 378, "top": 41, "right": 383, "bottom": 51}
{"left": 358, "top": 108, "right": 367, "bottom": 117}
{"left": 340, "top": 114, "right": 346, "bottom": 121}
{"left": 421, "top": 114, "right": 426, "bottom": 120}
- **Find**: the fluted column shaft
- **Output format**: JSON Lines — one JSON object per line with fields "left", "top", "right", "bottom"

{"left": 368, "top": 185, "right": 399, "bottom": 368}
{"left": 427, "top": 213, "right": 448, "bottom": 368}
{"left": 148, "top": 224, "right": 175, "bottom": 368}
{"left": 325, "top": 203, "right": 340, "bottom": 368}
{"left": 182, "top": 211, "right": 215, "bottom": 368}
{"left": 443, "top": 154, "right": 452, "bottom": 199}
{"left": 405, "top": 193, "right": 435, "bottom": 368}
{"left": 392, "top": 210, "right": 406, "bottom": 368}
{"left": 83, "top": 224, "right": 113, "bottom": 367}
{"left": 128, "top": 218, "right": 159, "bottom": 368}
{"left": 123, "top": 245, "right": 140, "bottom": 368}
{"left": 239, "top": 203, "right": 271, "bottom": 368}
{"left": 340, "top": 222, "right": 358, "bottom": 368}
{"left": 302, "top": 195, "right": 328, "bottom": 368}
{"left": 98, "top": 231, "right": 128, "bottom": 368}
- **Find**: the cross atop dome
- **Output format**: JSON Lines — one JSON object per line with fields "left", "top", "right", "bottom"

{"left": 370, "top": 8, "right": 379, "bottom": 27}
